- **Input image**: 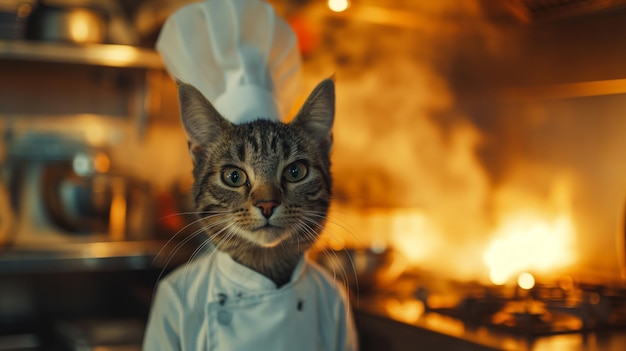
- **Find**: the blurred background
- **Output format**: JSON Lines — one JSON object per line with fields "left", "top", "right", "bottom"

{"left": 1, "top": 0, "right": 626, "bottom": 350}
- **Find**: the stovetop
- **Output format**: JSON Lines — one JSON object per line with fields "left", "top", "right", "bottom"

{"left": 353, "top": 274, "right": 626, "bottom": 351}
{"left": 426, "top": 281, "right": 626, "bottom": 335}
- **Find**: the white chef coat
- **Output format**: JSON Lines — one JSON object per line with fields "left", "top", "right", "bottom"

{"left": 143, "top": 250, "right": 358, "bottom": 351}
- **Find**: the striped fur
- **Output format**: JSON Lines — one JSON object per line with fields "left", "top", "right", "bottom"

{"left": 177, "top": 79, "right": 335, "bottom": 287}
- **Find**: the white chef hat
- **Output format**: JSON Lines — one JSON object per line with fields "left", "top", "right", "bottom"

{"left": 156, "top": 0, "right": 301, "bottom": 124}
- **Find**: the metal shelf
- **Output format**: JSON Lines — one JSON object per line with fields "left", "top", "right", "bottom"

{"left": 0, "top": 40, "right": 163, "bottom": 69}
{"left": 0, "top": 240, "right": 195, "bottom": 274}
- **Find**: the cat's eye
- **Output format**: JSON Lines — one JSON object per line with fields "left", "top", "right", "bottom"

{"left": 283, "top": 161, "right": 308, "bottom": 183}
{"left": 221, "top": 167, "right": 248, "bottom": 187}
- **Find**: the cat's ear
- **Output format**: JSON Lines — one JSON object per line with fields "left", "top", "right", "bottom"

{"left": 177, "top": 81, "right": 231, "bottom": 163}
{"left": 291, "top": 78, "right": 335, "bottom": 155}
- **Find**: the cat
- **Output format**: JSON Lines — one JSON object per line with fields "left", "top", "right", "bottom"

{"left": 144, "top": 78, "right": 358, "bottom": 351}
{"left": 177, "top": 77, "right": 335, "bottom": 287}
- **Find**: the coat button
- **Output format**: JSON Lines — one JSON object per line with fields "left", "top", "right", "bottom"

{"left": 217, "top": 310, "right": 232, "bottom": 326}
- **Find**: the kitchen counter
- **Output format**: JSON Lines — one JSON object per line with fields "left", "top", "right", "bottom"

{"left": 0, "top": 241, "right": 178, "bottom": 350}
{"left": 0, "top": 240, "right": 196, "bottom": 274}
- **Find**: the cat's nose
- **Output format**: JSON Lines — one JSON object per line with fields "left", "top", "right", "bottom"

{"left": 255, "top": 200, "right": 280, "bottom": 218}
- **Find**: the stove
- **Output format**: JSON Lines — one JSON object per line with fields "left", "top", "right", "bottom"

{"left": 427, "top": 281, "right": 626, "bottom": 335}
{"left": 353, "top": 272, "right": 626, "bottom": 351}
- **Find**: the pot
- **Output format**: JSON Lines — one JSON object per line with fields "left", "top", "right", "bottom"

{"left": 40, "top": 159, "right": 153, "bottom": 238}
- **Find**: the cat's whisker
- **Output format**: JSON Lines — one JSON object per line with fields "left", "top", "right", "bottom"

{"left": 153, "top": 228, "right": 204, "bottom": 291}
{"left": 320, "top": 246, "right": 350, "bottom": 296}
{"left": 219, "top": 225, "right": 239, "bottom": 251}
{"left": 291, "top": 221, "right": 317, "bottom": 248}
{"left": 182, "top": 222, "right": 235, "bottom": 289}
{"left": 151, "top": 211, "right": 230, "bottom": 268}
{"left": 297, "top": 219, "right": 355, "bottom": 294}
{"left": 309, "top": 236, "right": 355, "bottom": 305}
{"left": 158, "top": 209, "right": 231, "bottom": 221}
{"left": 300, "top": 215, "right": 344, "bottom": 243}
{"left": 299, "top": 216, "right": 359, "bottom": 303}
{"left": 154, "top": 216, "right": 233, "bottom": 294}
{"left": 214, "top": 231, "right": 234, "bottom": 248}
{"left": 304, "top": 211, "right": 364, "bottom": 247}
{"left": 324, "top": 216, "right": 362, "bottom": 244}
{"left": 328, "top": 194, "right": 371, "bottom": 203}
{"left": 173, "top": 216, "right": 234, "bottom": 288}
{"left": 184, "top": 238, "right": 214, "bottom": 307}
{"left": 155, "top": 214, "right": 231, "bottom": 269}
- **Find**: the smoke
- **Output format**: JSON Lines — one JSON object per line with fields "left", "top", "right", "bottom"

{"left": 297, "top": 0, "right": 512, "bottom": 280}
{"left": 301, "top": 0, "right": 626, "bottom": 282}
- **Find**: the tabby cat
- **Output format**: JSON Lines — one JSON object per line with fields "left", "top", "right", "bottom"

{"left": 178, "top": 78, "right": 335, "bottom": 287}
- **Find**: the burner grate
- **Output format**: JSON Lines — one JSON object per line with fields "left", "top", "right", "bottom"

{"left": 415, "top": 280, "right": 626, "bottom": 337}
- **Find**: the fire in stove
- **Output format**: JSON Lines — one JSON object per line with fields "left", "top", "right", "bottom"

{"left": 319, "top": 183, "right": 578, "bottom": 289}
{"left": 483, "top": 178, "right": 577, "bottom": 286}
{"left": 418, "top": 278, "right": 626, "bottom": 336}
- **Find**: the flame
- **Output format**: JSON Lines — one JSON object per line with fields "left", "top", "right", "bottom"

{"left": 483, "top": 212, "right": 575, "bottom": 285}
{"left": 385, "top": 298, "right": 424, "bottom": 323}
{"left": 389, "top": 209, "right": 441, "bottom": 263}
{"left": 517, "top": 272, "right": 535, "bottom": 290}
{"left": 482, "top": 176, "right": 578, "bottom": 285}
{"left": 328, "top": 0, "right": 350, "bottom": 12}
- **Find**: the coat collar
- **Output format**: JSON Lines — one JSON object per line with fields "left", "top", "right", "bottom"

{"left": 215, "top": 250, "right": 306, "bottom": 292}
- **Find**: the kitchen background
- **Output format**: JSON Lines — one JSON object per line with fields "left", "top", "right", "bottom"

{"left": 1, "top": 0, "right": 626, "bottom": 350}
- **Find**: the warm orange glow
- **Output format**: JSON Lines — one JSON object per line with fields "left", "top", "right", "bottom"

{"left": 517, "top": 272, "right": 535, "bottom": 290}
{"left": 85, "top": 125, "right": 107, "bottom": 145}
{"left": 109, "top": 178, "right": 127, "bottom": 240}
{"left": 328, "top": 0, "right": 349, "bottom": 12}
{"left": 558, "top": 275, "right": 575, "bottom": 291}
{"left": 98, "top": 45, "right": 141, "bottom": 66}
{"left": 481, "top": 177, "right": 579, "bottom": 285}
{"left": 323, "top": 171, "right": 582, "bottom": 284}
{"left": 384, "top": 298, "right": 424, "bottom": 323}
{"left": 484, "top": 212, "right": 575, "bottom": 285}
{"left": 388, "top": 209, "right": 440, "bottom": 264}
{"left": 93, "top": 152, "right": 110, "bottom": 173}
{"left": 68, "top": 10, "right": 101, "bottom": 43}
{"left": 69, "top": 15, "right": 90, "bottom": 42}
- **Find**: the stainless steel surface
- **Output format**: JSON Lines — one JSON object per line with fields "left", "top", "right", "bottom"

{"left": 0, "top": 40, "right": 162, "bottom": 68}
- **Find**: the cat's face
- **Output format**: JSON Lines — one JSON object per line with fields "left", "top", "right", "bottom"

{"left": 177, "top": 79, "right": 334, "bottom": 254}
